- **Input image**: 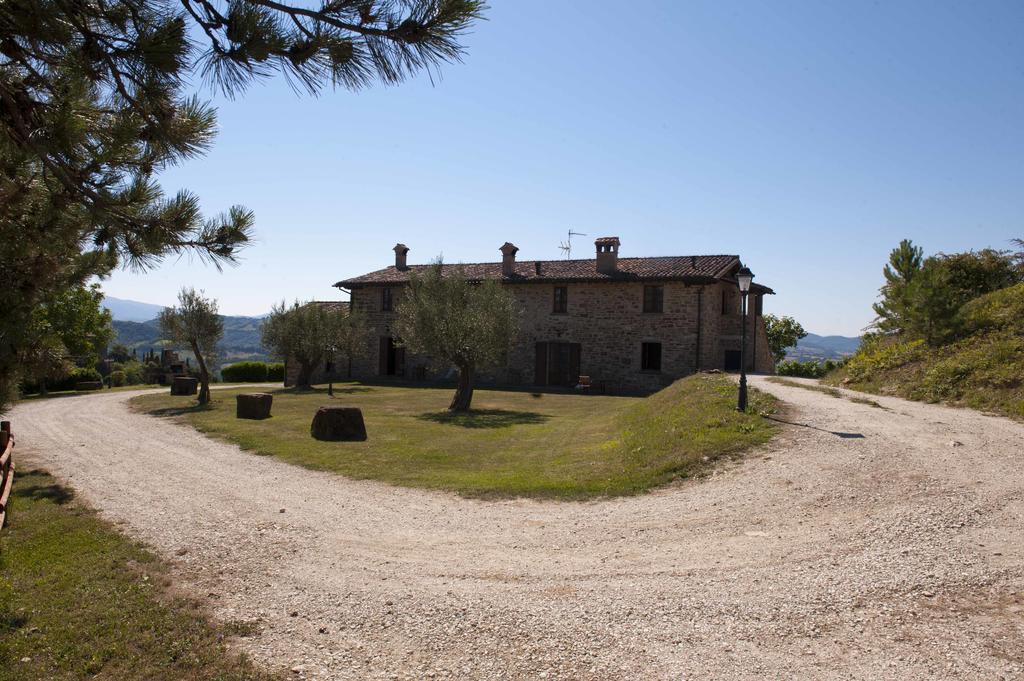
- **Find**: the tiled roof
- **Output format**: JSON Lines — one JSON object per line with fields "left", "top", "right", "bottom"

{"left": 335, "top": 255, "right": 771, "bottom": 289}
{"left": 310, "top": 300, "right": 351, "bottom": 313}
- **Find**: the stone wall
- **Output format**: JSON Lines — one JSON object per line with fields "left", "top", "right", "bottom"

{"left": 287, "top": 280, "right": 775, "bottom": 393}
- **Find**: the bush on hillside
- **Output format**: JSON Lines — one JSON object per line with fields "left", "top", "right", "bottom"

{"left": 221, "top": 361, "right": 269, "bottom": 382}
{"left": 109, "top": 370, "right": 127, "bottom": 387}
{"left": 957, "top": 282, "right": 1024, "bottom": 335}
{"left": 842, "top": 336, "right": 927, "bottom": 384}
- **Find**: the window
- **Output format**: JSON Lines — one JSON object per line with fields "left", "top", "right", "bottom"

{"left": 754, "top": 294, "right": 763, "bottom": 316}
{"left": 641, "top": 342, "right": 662, "bottom": 372}
{"left": 552, "top": 286, "right": 568, "bottom": 314}
{"left": 381, "top": 287, "right": 393, "bottom": 312}
{"left": 643, "top": 285, "right": 664, "bottom": 313}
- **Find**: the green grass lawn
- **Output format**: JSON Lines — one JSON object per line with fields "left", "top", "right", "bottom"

{"left": 130, "top": 374, "right": 778, "bottom": 500}
{"left": 0, "top": 470, "right": 274, "bottom": 681}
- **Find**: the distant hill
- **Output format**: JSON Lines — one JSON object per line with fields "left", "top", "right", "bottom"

{"left": 112, "top": 315, "right": 270, "bottom": 365}
{"left": 102, "top": 296, "right": 167, "bottom": 322}
{"left": 786, "top": 333, "right": 861, "bottom": 361}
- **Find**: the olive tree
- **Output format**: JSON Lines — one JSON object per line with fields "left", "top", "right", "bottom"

{"left": 159, "top": 288, "right": 222, "bottom": 404}
{"left": 262, "top": 301, "right": 367, "bottom": 389}
{"left": 394, "top": 261, "right": 520, "bottom": 411}
{"left": 335, "top": 308, "right": 371, "bottom": 379}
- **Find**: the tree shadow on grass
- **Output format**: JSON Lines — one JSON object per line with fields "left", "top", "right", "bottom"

{"left": 144, "top": 403, "right": 216, "bottom": 418}
{"left": 417, "top": 409, "right": 550, "bottom": 429}
{"left": 13, "top": 469, "right": 75, "bottom": 505}
{"left": 271, "top": 386, "right": 374, "bottom": 396}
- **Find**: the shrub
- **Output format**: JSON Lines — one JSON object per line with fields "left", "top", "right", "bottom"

{"left": 66, "top": 367, "right": 103, "bottom": 389}
{"left": 776, "top": 359, "right": 842, "bottom": 378}
{"left": 958, "top": 282, "right": 1024, "bottom": 335}
{"left": 843, "top": 337, "right": 926, "bottom": 383}
{"left": 20, "top": 366, "right": 107, "bottom": 394}
{"left": 109, "top": 370, "right": 127, "bottom": 387}
{"left": 221, "top": 361, "right": 269, "bottom": 382}
{"left": 267, "top": 362, "right": 285, "bottom": 382}
{"left": 122, "top": 360, "right": 146, "bottom": 385}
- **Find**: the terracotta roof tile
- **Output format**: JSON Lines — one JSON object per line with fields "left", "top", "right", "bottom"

{"left": 335, "top": 255, "right": 762, "bottom": 289}
{"left": 310, "top": 300, "right": 351, "bottom": 313}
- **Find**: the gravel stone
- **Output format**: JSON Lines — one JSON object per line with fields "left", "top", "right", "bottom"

{"left": 9, "top": 377, "right": 1024, "bottom": 679}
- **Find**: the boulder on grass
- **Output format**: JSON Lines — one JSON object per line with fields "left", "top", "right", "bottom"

{"left": 171, "top": 376, "right": 198, "bottom": 396}
{"left": 237, "top": 393, "right": 273, "bottom": 420}
{"left": 75, "top": 381, "right": 103, "bottom": 391}
{"left": 311, "top": 406, "right": 367, "bottom": 441}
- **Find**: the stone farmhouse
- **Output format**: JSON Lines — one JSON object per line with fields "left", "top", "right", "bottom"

{"left": 287, "top": 237, "right": 775, "bottom": 393}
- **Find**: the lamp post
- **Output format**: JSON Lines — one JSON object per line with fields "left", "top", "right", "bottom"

{"left": 327, "top": 344, "right": 337, "bottom": 397}
{"left": 736, "top": 266, "right": 754, "bottom": 412}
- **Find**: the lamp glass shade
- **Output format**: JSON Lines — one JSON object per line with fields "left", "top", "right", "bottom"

{"left": 736, "top": 266, "right": 754, "bottom": 293}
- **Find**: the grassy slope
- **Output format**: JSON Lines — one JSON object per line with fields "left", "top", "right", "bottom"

{"left": 825, "top": 283, "right": 1024, "bottom": 420}
{"left": 0, "top": 470, "right": 274, "bottom": 681}
{"left": 130, "top": 374, "right": 777, "bottom": 500}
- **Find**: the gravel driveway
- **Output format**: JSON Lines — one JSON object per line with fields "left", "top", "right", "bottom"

{"left": 9, "top": 378, "right": 1024, "bottom": 679}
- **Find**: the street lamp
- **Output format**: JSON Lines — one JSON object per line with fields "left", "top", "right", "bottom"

{"left": 736, "top": 266, "right": 754, "bottom": 412}
{"left": 326, "top": 344, "right": 337, "bottom": 397}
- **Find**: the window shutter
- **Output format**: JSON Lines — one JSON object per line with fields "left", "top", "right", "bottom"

{"left": 534, "top": 342, "right": 548, "bottom": 385}
{"left": 569, "top": 343, "right": 581, "bottom": 384}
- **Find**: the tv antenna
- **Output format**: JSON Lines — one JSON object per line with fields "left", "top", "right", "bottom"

{"left": 559, "top": 229, "right": 587, "bottom": 259}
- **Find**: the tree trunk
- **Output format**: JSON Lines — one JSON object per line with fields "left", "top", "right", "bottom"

{"left": 296, "top": 361, "right": 314, "bottom": 390}
{"left": 449, "top": 364, "right": 474, "bottom": 411}
{"left": 191, "top": 341, "right": 211, "bottom": 405}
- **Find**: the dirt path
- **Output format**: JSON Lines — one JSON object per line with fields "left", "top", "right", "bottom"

{"left": 9, "top": 379, "right": 1024, "bottom": 679}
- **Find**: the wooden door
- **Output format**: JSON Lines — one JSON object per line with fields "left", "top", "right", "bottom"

{"left": 395, "top": 346, "right": 406, "bottom": 377}
{"left": 548, "top": 342, "right": 571, "bottom": 386}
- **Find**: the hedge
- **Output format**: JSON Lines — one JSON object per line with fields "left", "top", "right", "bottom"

{"left": 20, "top": 367, "right": 103, "bottom": 394}
{"left": 267, "top": 363, "right": 285, "bottom": 382}
{"left": 221, "top": 361, "right": 268, "bottom": 382}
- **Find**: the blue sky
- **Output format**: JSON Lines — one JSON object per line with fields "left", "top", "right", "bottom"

{"left": 100, "top": 1, "right": 1024, "bottom": 336}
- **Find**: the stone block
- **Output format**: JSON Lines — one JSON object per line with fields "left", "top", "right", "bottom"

{"left": 171, "top": 376, "right": 198, "bottom": 396}
{"left": 310, "top": 406, "right": 367, "bottom": 441}
{"left": 236, "top": 393, "right": 273, "bottom": 420}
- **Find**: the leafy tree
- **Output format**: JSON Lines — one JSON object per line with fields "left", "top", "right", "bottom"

{"left": 0, "top": 0, "right": 483, "bottom": 413}
{"left": 872, "top": 239, "right": 924, "bottom": 334}
{"left": 109, "top": 343, "right": 132, "bottom": 364}
{"left": 871, "top": 241, "right": 1022, "bottom": 346}
{"left": 262, "top": 301, "right": 366, "bottom": 389}
{"left": 19, "top": 284, "right": 114, "bottom": 394}
{"left": 159, "top": 288, "right": 222, "bottom": 404}
{"left": 763, "top": 314, "right": 808, "bottom": 365}
{"left": 41, "top": 284, "right": 115, "bottom": 366}
{"left": 394, "top": 261, "right": 520, "bottom": 411}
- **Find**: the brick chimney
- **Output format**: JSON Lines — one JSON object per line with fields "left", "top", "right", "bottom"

{"left": 500, "top": 242, "right": 519, "bottom": 276}
{"left": 595, "top": 237, "right": 620, "bottom": 274}
{"left": 393, "top": 243, "right": 409, "bottom": 270}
